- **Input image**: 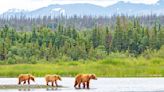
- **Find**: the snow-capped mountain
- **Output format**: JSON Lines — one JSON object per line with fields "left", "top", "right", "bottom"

{"left": 0, "top": 0, "right": 164, "bottom": 18}
{"left": 29, "top": 5, "right": 66, "bottom": 18}
{"left": 108, "top": 0, "right": 164, "bottom": 15}
{"left": 1, "top": 9, "right": 28, "bottom": 18}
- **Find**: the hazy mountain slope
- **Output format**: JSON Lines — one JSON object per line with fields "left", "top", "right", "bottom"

{"left": 0, "top": 0, "right": 164, "bottom": 18}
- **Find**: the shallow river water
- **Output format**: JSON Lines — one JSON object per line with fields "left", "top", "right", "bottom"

{"left": 0, "top": 78, "right": 164, "bottom": 92}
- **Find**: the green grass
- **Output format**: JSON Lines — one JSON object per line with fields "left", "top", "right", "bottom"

{"left": 0, "top": 57, "right": 164, "bottom": 77}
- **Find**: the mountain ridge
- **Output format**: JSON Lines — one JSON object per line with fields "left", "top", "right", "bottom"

{"left": 1, "top": 0, "right": 164, "bottom": 18}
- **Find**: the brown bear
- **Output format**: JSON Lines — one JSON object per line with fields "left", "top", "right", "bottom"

{"left": 45, "top": 74, "right": 62, "bottom": 87}
{"left": 74, "top": 74, "right": 97, "bottom": 89}
{"left": 18, "top": 74, "right": 35, "bottom": 85}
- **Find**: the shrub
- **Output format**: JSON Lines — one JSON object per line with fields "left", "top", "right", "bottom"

{"left": 7, "top": 57, "right": 16, "bottom": 64}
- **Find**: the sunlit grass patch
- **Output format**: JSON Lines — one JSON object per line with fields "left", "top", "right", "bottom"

{"left": 0, "top": 57, "right": 164, "bottom": 77}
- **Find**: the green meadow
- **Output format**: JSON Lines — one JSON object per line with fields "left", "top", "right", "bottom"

{"left": 0, "top": 56, "right": 164, "bottom": 77}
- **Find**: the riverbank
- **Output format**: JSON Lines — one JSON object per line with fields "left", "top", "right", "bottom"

{"left": 0, "top": 57, "right": 164, "bottom": 77}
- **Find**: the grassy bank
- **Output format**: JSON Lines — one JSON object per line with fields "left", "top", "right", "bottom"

{"left": 0, "top": 57, "right": 164, "bottom": 77}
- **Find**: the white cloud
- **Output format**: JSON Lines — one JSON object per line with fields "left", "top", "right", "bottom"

{"left": 0, "top": 0, "right": 159, "bottom": 14}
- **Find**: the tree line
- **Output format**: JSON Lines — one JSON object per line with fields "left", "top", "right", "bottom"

{"left": 0, "top": 14, "right": 163, "bottom": 31}
{"left": 0, "top": 16, "right": 164, "bottom": 64}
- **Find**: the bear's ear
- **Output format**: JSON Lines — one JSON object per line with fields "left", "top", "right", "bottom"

{"left": 28, "top": 74, "right": 31, "bottom": 76}
{"left": 93, "top": 74, "right": 96, "bottom": 76}
{"left": 90, "top": 74, "right": 95, "bottom": 77}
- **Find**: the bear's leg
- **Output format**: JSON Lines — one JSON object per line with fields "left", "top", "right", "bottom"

{"left": 46, "top": 82, "right": 49, "bottom": 86}
{"left": 28, "top": 79, "right": 30, "bottom": 85}
{"left": 23, "top": 81, "right": 26, "bottom": 85}
{"left": 78, "top": 81, "right": 81, "bottom": 89}
{"left": 74, "top": 80, "right": 78, "bottom": 88}
{"left": 18, "top": 79, "right": 21, "bottom": 85}
{"left": 87, "top": 81, "right": 90, "bottom": 89}
{"left": 83, "top": 82, "right": 86, "bottom": 89}
{"left": 51, "top": 82, "right": 54, "bottom": 86}
{"left": 55, "top": 81, "right": 58, "bottom": 87}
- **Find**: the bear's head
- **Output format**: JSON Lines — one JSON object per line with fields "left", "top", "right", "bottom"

{"left": 30, "top": 75, "right": 35, "bottom": 82}
{"left": 57, "top": 75, "right": 62, "bottom": 81}
{"left": 90, "top": 74, "right": 97, "bottom": 80}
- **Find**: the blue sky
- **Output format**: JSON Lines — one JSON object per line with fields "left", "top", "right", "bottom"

{"left": 0, "top": 0, "right": 159, "bottom": 14}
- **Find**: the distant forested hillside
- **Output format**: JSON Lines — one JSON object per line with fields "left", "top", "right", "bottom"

{"left": 0, "top": 15, "right": 164, "bottom": 31}
{"left": 0, "top": 15, "right": 164, "bottom": 64}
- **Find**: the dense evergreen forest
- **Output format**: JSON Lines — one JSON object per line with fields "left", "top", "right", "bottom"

{"left": 0, "top": 15, "right": 164, "bottom": 64}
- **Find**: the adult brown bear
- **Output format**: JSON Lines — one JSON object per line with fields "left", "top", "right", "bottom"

{"left": 74, "top": 74, "right": 97, "bottom": 89}
{"left": 18, "top": 74, "right": 35, "bottom": 85}
{"left": 45, "top": 74, "right": 62, "bottom": 87}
